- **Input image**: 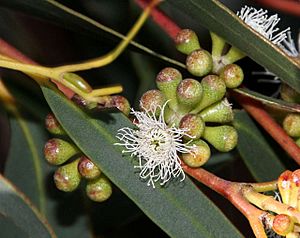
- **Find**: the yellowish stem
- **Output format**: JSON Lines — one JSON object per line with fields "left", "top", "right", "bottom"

{"left": 52, "top": 0, "right": 160, "bottom": 74}
{"left": 250, "top": 181, "right": 277, "bottom": 193}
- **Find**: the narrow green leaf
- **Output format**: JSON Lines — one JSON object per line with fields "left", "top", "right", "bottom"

{"left": 0, "top": 174, "right": 56, "bottom": 238}
{"left": 233, "top": 110, "right": 286, "bottom": 181}
{"left": 166, "top": 0, "right": 300, "bottom": 92}
{"left": 233, "top": 88, "right": 300, "bottom": 113}
{"left": 42, "top": 86, "right": 243, "bottom": 238}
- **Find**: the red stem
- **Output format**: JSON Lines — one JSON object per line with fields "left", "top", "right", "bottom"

{"left": 0, "top": 38, "right": 74, "bottom": 99}
{"left": 135, "top": 0, "right": 181, "bottom": 39}
{"left": 254, "top": 0, "right": 300, "bottom": 17}
{"left": 234, "top": 92, "right": 300, "bottom": 165}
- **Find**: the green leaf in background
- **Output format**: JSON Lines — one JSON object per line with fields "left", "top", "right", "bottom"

{"left": 42, "top": 85, "right": 243, "bottom": 238}
{"left": 166, "top": 0, "right": 300, "bottom": 92}
{"left": 233, "top": 110, "right": 286, "bottom": 181}
{"left": 4, "top": 110, "right": 92, "bottom": 237}
{"left": 0, "top": 174, "right": 56, "bottom": 238}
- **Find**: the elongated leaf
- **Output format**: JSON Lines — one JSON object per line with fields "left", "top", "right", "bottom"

{"left": 233, "top": 88, "right": 300, "bottom": 113}
{"left": 4, "top": 113, "right": 92, "bottom": 238}
{"left": 42, "top": 86, "right": 243, "bottom": 238}
{"left": 167, "top": 0, "right": 300, "bottom": 92}
{"left": 233, "top": 110, "right": 285, "bottom": 181}
{"left": 0, "top": 174, "right": 56, "bottom": 238}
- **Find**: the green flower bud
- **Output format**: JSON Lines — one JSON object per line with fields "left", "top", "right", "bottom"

{"left": 176, "top": 78, "right": 203, "bottom": 112}
{"left": 181, "top": 139, "right": 211, "bottom": 167}
{"left": 45, "top": 113, "right": 66, "bottom": 136}
{"left": 272, "top": 214, "right": 294, "bottom": 236}
{"left": 140, "top": 89, "right": 166, "bottom": 116}
{"left": 63, "top": 72, "right": 92, "bottom": 93}
{"left": 175, "top": 29, "right": 201, "bottom": 55}
{"left": 179, "top": 114, "right": 205, "bottom": 140}
{"left": 186, "top": 49, "right": 213, "bottom": 77}
{"left": 219, "top": 64, "right": 244, "bottom": 88}
{"left": 78, "top": 156, "right": 101, "bottom": 180}
{"left": 199, "top": 98, "right": 233, "bottom": 123}
{"left": 280, "top": 83, "right": 300, "bottom": 103}
{"left": 54, "top": 159, "right": 81, "bottom": 192}
{"left": 191, "top": 75, "right": 226, "bottom": 114}
{"left": 71, "top": 94, "right": 97, "bottom": 110}
{"left": 44, "top": 138, "right": 79, "bottom": 165}
{"left": 86, "top": 176, "right": 112, "bottom": 202}
{"left": 296, "top": 137, "right": 300, "bottom": 147}
{"left": 110, "top": 95, "right": 130, "bottom": 116}
{"left": 156, "top": 67, "right": 182, "bottom": 109}
{"left": 283, "top": 113, "right": 300, "bottom": 137}
{"left": 202, "top": 126, "right": 238, "bottom": 152}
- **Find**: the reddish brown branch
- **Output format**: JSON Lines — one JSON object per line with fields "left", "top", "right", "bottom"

{"left": 254, "top": 0, "right": 300, "bottom": 17}
{"left": 233, "top": 92, "right": 300, "bottom": 165}
{"left": 0, "top": 38, "right": 74, "bottom": 98}
{"left": 135, "top": 0, "right": 181, "bottom": 39}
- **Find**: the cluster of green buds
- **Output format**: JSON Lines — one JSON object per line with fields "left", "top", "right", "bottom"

{"left": 280, "top": 84, "right": 300, "bottom": 147}
{"left": 44, "top": 113, "right": 112, "bottom": 202}
{"left": 137, "top": 29, "right": 244, "bottom": 168}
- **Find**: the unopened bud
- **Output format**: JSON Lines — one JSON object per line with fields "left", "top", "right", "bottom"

{"left": 78, "top": 156, "right": 101, "bottom": 180}
{"left": 175, "top": 29, "right": 200, "bottom": 55}
{"left": 45, "top": 113, "right": 66, "bottom": 136}
{"left": 280, "top": 83, "right": 300, "bottom": 103}
{"left": 186, "top": 49, "right": 213, "bottom": 77}
{"left": 202, "top": 125, "right": 238, "bottom": 152}
{"left": 219, "top": 64, "right": 244, "bottom": 88}
{"left": 179, "top": 114, "right": 205, "bottom": 140}
{"left": 191, "top": 75, "right": 226, "bottom": 113}
{"left": 199, "top": 98, "right": 233, "bottom": 123}
{"left": 63, "top": 72, "right": 92, "bottom": 93}
{"left": 176, "top": 78, "right": 203, "bottom": 112}
{"left": 71, "top": 94, "right": 97, "bottom": 109}
{"left": 182, "top": 140, "right": 211, "bottom": 167}
{"left": 272, "top": 214, "right": 294, "bottom": 236}
{"left": 283, "top": 113, "right": 300, "bottom": 137}
{"left": 54, "top": 159, "right": 81, "bottom": 192}
{"left": 86, "top": 176, "right": 112, "bottom": 202}
{"left": 44, "top": 138, "right": 79, "bottom": 165}
{"left": 278, "top": 170, "right": 292, "bottom": 204}
{"left": 156, "top": 67, "right": 182, "bottom": 109}
{"left": 140, "top": 89, "right": 166, "bottom": 116}
{"left": 110, "top": 95, "right": 130, "bottom": 116}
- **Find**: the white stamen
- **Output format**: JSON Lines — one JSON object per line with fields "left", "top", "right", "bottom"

{"left": 115, "top": 102, "right": 194, "bottom": 188}
{"left": 279, "top": 31, "right": 299, "bottom": 57}
{"left": 237, "top": 6, "right": 290, "bottom": 45}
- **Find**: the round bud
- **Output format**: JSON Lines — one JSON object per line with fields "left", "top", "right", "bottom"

{"left": 186, "top": 49, "right": 213, "bottom": 77}
{"left": 272, "top": 214, "right": 294, "bottom": 236}
{"left": 175, "top": 29, "right": 200, "bottom": 55}
{"left": 219, "top": 64, "right": 244, "bottom": 88}
{"left": 179, "top": 114, "right": 205, "bottom": 140}
{"left": 86, "top": 176, "right": 112, "bottom": 202}
{"left": 54, "top": 159, "right": 81, "bottom": 192}
{"left": 283, "top": 113, "right": 300, "bottom": 137}
{"left": 140, "top": 90, "right": 166, "bottom": 116}
{"left": 181, "top": 140, "right": 211, "bottom": 167}
{"left": 296, "top": 138, "right": 300, "bottom": 147}
{"left": 202, "top": 126, "right": 238, "bottom": 152}
{"left": 111, "top": 95, "right": 130, "bottom": 116}
{"left": 199, "top": 98, "right": 233, "bottom": 123}
{"left": 44, "top": 138, "right": 79, "bottom": 165}
{"left": 63, "top": 72, "right": 92, "bottom": 93}
{"left": 176, "top": 78, "right": 203, "bottom": 112}
{"left": 280, "top": 83, "right": 300, "bottom": 103}
{"left": 45, "top": 113, "right": 66, "bottom": 136}
{"left": 191, "top": 75, "right": 226, "bottom": 113}
{"left": 156, "top": 67, "right": 182, "bottom": 109}
{"left": 78, "top": 156, "right": 101, "bottom": 180}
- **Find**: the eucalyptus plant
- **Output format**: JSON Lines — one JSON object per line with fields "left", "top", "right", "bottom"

{"left": 0, "top": 0, "right": 300, "bottom": 238}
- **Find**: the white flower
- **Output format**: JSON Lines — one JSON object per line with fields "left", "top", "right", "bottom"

{"left": 115, "top": 102, "right": 193, "bottom": 188}
{"left": 279, "top": 31, "right": 299, "bottom": 57}
{"left": 237, "top": 6, "right": 290, "bottom": 45}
